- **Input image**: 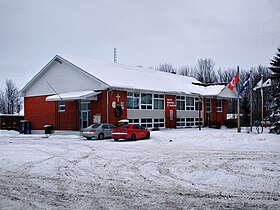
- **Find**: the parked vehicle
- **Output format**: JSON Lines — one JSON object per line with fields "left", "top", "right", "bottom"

{"left": 82, "top": 124, "right": 115, "bottom": 140}
{"left": 112, "top": 124, "right": 150, "bottom": 141}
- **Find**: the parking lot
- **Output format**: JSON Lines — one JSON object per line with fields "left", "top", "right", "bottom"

{"left": 0, "top": 128, "right": 279, "bottom": 209}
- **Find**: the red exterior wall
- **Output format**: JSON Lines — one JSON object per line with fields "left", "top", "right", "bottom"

{"left": 203, "top": 97, "right": 228, "bottom": 127}
{"left": 24, "top": 96, "right": 79, "bottom": 131}
{"left": 25, "top": 92, "right": 228, "bottom": 131}
{"left": 57, "top": 101, "right": 79, "bottom": 130}
{"left": 165, "top": 95, "right": 177, "bottom": 128}
{"left": 91, "top": 91, "right": 107, "bottom": 124}
{"left": 91, "top": 90, "right": 127, "bottom": 126}
{"left": 24, "top": 96, "right": 56, "bottom": 130}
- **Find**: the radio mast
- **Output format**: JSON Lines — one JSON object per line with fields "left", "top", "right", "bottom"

{"left": 114, "top": 48, "right": 117, "bottom": 63}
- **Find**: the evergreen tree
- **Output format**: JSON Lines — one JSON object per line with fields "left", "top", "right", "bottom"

{"left": 269, "top": 47, "right": 280, "bottom": 118}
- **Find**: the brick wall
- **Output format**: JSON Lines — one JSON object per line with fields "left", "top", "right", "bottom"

{"left": 24, "top": 96, "right": 79, "bottom": 131}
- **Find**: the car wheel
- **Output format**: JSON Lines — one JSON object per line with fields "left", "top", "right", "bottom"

{"left": 98, "top": 133, "right": 104, "bottom": 140}
{"left": 113, "top": 138, "right": 119, "bottom": 141}
{"left": 131, "top": 134, "right": 136, "bottom": 141}
{"left": 86, "top": 137, "right": 92, "bottom": 140}
{"left": 145, "top": 132, "right": 150, "bottom": 139}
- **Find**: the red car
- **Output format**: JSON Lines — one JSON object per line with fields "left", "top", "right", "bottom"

{"left": 112, "top": 124, "right": 150, "bottom": 141}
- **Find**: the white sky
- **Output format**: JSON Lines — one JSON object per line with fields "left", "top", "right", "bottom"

{"left": 0, "top": 0, "right": 279, "bottom": 89}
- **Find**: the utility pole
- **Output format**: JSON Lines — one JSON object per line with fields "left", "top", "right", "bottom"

{"left": 114, "top": 48, "right": 117, "bottom": 63}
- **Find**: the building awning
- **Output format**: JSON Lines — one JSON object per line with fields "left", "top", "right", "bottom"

{"left": 46, "top": 90, "right": 101, "bottom": 101}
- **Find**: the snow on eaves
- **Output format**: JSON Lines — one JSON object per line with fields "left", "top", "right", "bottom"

{"left": 59, "top": 55, "right": 226, "bottom": 96}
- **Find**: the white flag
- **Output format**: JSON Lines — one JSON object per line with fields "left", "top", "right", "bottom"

{"left": 262, "top": 78, "right": 271, "bottom": 88}
{"left": 253, "top": 79, "right": 262, "bottom": 91}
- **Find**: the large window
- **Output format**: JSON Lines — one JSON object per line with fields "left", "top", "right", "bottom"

{"left": 141, "top": 93, "right": 152, "bottom": 109}
{"left": 176, "top": 96, "right": 185, "bottom": 110}
{"left": 128, "top": 92, "right": 165, "bottom": 110}
{"left": 216, "top": 99, "right": 222, "bottom": 112}
{"left": 177, "top": 96, "right": 203, "bottom": 111}
{"left": 154, "top": 94, "right": 164, "bottom": 110}
{"left": 176, "top": 118, "right": 203, "bottom": 128}
{"left": 127, "top": 92, "right": 140, "bottom": 109}
{"left": 129, "top": 118, "right": 165, "bottom": 128}
{"left": 186, "top": 97, "right": 195, "bottom": 110}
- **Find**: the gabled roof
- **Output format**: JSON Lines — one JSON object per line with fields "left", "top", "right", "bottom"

{"left": 20, "top": 55, "right": 237, "bottom": 98}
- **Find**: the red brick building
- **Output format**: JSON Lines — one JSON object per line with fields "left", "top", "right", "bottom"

{"left": 20, "top": 55, "right": 237, "bottom": 133}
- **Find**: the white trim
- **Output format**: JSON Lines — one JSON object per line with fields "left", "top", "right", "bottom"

{"left": 46, "top": 90, "right": 100, "bottom": 101}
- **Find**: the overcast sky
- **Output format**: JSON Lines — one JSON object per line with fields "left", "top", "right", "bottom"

{"left": 0, "top": 0, "right": 279, "bottom": 89}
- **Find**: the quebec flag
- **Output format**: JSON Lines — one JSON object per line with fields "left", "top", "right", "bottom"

{"left": 239, "top": 76, "right": 250, "bottom": 95}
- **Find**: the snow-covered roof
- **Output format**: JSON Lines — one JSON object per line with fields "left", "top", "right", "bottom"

{"left": 60, "top": 55, "right": 236, "bottom": 97}
{"left": 21, "top": 55, "right": 237, "bottom": 98}
{"left": 46, "top": 90, "right": 100, "bottom": 101}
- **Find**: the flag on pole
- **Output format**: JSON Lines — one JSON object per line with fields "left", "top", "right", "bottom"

{"left": 227, "top": 72, "right": 239, "bottom": 90}
{"left": 262, "top": 78, "right": 271, "bottom": 88}
{"left": 253, "top": 78, "right": 262, "bottom": 91}
{"left": 239, "top": 76, "right": 250, "bottom": 95}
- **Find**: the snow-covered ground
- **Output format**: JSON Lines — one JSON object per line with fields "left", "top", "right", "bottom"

{"left": 0, "top": 128, "right": 279, "bottom": 209}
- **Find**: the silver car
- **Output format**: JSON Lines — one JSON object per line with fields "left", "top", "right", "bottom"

{"left": 82, "top": 124, "right": 116, "bottom": 140}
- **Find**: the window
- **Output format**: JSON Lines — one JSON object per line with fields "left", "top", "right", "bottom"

{"left": 141, "top": 118, "right": 153, "bottom": 128}
{"left": 128, "top": 119, "right": 139, "bottom": 124}
{"left": 58, "top": 101, "right": 65, "bottom": 112}
{"left": 102, "top": 124, "right": 109, "bottom": 129}
{"left": 216, "top": 99, "right": 222, "bottom": 112}
{"left": 132, "top": 124, "right": 141, "bottom": 129}
{"left": 80, "top": 101, "right": 90, "bottom": 111}
{"left": 195, "top": 97, "right": 202, "bottom": 111}
{"left": 154, "top": 118, "right": 165, "bottom": 128}
{"left": 206, "top": 98, "right": 211, "bottom": 112}
{"left": 154, "top": 94, "right": 164, "bottom": 110}
{"left": 186, "top": 97, "right": 195, "bottom": 110}
{"left": 176, "top": 96, "right": 185, "bottom": 110}
{"left": 195, "top": 118, "right": 203, "bottom": 126}
{"left": 127, "top": 92, "right": 140, "bottom": 109}
{"left": 141, "top": 93, "right": 152, "bottom": 109}
{"left": 176, "top": 118, "right": 203, "bottom": 128}
{"left": 186, "top": 118, "right": 194, "bottom": 126}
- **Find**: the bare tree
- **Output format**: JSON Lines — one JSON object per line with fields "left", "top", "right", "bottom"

{"left": 157, "top": 62, "right": 176, "bottom": 73}
{"left": 178, "top": 66, "right": 195, "bottom": 77}
{"left": 195, "top": 58, "right": 217, "bottom": 83}
{"left": 0, "top": 79, "right": 21, "bottom": 114}
{"left": 217, "top": 68, "right": 236, "bottom": 83}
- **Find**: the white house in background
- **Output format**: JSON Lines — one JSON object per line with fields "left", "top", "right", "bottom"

{"left": 20, "top": 55, "right": 237, "bottom": 133}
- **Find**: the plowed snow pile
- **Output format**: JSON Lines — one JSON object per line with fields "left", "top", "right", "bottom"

{"left": 0, "top": 128, "right": 279, "bottom": 209}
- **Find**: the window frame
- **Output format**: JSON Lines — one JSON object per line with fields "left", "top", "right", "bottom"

{"left": 153, "top": 94, "right": 164, "bottom": 110}
{"left": 216, "top": 99, "right": 223, "bottom": 112}
{"left": 58, "top": 100, "right": 65, "bottom": 112}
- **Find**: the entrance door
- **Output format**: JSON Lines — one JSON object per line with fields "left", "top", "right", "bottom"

{"left": 80, "top": 101, "right": 91, "bottom": 130}
{"left": 81, "top": 111, "right": 90, "bottom": 129}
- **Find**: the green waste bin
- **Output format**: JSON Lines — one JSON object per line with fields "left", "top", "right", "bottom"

{"left": 44, "top": 125, "right": 53, "bottom": 134}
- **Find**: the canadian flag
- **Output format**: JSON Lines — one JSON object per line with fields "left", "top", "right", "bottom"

{"left": 227, "top": 72, "right": 239, "bottom": 90}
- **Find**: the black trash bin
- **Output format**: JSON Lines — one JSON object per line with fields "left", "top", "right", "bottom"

{"left": 20, "top": 120, "right": 31, "bottom": 134}
{"left": 44, "top": 125, "right": 53, "bottom": 134}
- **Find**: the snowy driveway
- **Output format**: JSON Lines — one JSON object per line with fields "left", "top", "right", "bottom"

{"left": 0, "top": 128, "right": 279, "bottom": 209}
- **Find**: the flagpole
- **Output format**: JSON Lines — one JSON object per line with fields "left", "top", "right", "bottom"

{"left": 237, "top": 66, "right": 241, "bottom": 132}
{"left": 250, "top": 70, "right": 253, "bottom": 132}
{"left": 261, "top": 74, "right": 264, "bottom": 122}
